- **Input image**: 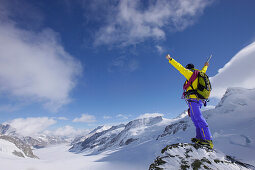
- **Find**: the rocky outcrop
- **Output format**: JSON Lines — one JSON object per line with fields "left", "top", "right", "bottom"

{"left": 149, "top": 143, "right": 254, "bottom": 170}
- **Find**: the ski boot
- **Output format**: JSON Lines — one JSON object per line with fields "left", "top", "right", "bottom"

{"left": 191, "top": 138, "right": 200, "bottom": 143}
{"left": 197, "top": 139, "right": 214, "bottom": 149}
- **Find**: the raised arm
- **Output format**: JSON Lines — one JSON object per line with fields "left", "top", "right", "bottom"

{"left": 201, "top": 62, "right": 209, "bottom": 73}
{"left": 166, "top": 54, "right": 193, "bottom": 80}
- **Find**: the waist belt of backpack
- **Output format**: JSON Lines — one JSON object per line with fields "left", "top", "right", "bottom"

{"left": 184, "top": 90, "right": 205, "bottom": 100}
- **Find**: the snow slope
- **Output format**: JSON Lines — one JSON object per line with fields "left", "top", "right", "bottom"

{"left": 205, "top": 88, "right": 255, "bottom": 165}
{"left": 0, "top": 139, "right": 25, "bottom": 158}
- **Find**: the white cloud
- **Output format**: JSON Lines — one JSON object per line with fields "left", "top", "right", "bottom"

{"left": 108, "top": 56, "right": 138, "bottom": 72}
{"left": 45, "top": 125, "right": 89, "bottom": 137}
{"left": 156, "top": 45, "right": 164, "bottom": 54}
{"left": 137, "top": 113, "right": 164, "bottom": 119}
{"left": 57, "top": 117, "right": 68, "bottom": 120}
{"left": 6, "top": 117, "right": 56, "bottom": 137}
{"left": 0, "top": 4, "right": 82, "bottom": 111}
{"left": 73, "top": 114, "right": 96, "bottom": 123}
{"left": 210, "top": 41, "right": 255, "bottom": 98}
{"left": 103, "top": 116, "right": 112, "bottom": 119}
{"left": 116, "top": 114, "right": 129, "bottom": 119}
{"left": 95, "top": 0, "right": 214, "bottom": 45}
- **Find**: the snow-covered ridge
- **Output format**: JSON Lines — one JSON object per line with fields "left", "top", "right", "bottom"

{"left": 216, "top": 87, "right": 255, "bottom": 109}
{"left": 69, "top": 115, "right": 173, "bottom": 153}
{"left": 71, "top": 125, "right": 112, "bottom": 146}
{"left": 69, "top": 124, "right": 126, "bottom": 153}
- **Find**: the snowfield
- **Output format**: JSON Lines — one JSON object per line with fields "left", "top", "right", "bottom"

{"left": 0, "top": 144, "right": 109, "bottom": 170}
{"left": 0, "top": 143, "right": 154, "bottom": 170}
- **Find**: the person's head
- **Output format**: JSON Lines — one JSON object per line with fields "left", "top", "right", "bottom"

{"left": 185, "top": 63, "right": 195, "bottom": 70}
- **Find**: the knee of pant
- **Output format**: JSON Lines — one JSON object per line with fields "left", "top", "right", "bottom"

{"left": 197, "top": 119, "right": 208, "bottom": 127}
{"left": 192, "top": 119, "right": 200, "bottom": 127}
{"left": 193, "top": 116, "right": 207, "bottom": 127}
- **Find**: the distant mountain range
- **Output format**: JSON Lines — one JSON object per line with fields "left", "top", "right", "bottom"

{"left": 69, "top": 87, "right": 255, "bottom": 167}
{"left": 0, "top": 124, "right": 68, "bottom": 149}
{"left": 0, "top": 122, "right": 69, "bottom": 158}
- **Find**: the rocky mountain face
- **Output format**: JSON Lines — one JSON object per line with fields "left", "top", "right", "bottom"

{"left": 0, "top": 135, "right": 38, "bottom": 158}
{"left": 69, "top": 116, "right": 175, "bottom": 153}
{"left": 149, "top": 143, "right": 254, "bottom": 170}
{"left": 71, "top": 125, "right": 111, "bottom": 146}
{"left": 157, "top": 120, "right": 189, "bottom": 140}
{"left": 69, "top": 124, "right": 125, "bottom": 153}
{"left": 0, "top": 124, "right": 16, "bottom": 136}
{"left": 22, "top": 136, "right": 47, "bottom": 149}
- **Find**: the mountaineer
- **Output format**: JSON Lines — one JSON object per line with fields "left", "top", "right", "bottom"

{"left": 166, "top": 54, "right": 213, "bottom": 149}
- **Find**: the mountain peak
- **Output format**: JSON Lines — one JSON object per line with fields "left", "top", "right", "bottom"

{"left": 216, "top": 87, "right": 255, "bottom": 108}
{"left": 149, "top": 143, "right": 254, "bottom": 170}
{"left": 125, "top": 116, "right": 163, "bottom": 130}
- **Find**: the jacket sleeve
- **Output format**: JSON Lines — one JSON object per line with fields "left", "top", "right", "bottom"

{"left": 168, "top": 58, "right": 193, "bottom": 80}
{"left": 201, "top": 65, "right": 208, "bottom": 73}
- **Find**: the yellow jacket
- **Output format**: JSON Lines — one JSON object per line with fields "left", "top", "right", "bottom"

{"left": 168, "top": 58, "right": 208, "bottom": 99}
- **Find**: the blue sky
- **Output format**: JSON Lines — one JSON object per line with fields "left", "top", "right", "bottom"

{"left": 0, "top": 0, "right": 255, "bottom": 136}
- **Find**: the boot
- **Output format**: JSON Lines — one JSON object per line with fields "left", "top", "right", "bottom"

{"left": 191, "top": 138, "right": 201, "bottom": 143}
{"left": 197, "top": 139, "right": 214, "bottom": 149}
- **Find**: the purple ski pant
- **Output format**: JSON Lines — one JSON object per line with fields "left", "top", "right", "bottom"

{"left": 188, "top": 99, "right": 212, "bottom": 141}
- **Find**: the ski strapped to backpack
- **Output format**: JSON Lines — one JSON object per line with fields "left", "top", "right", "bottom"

{"left": 183, "top": 70, "right": 212, "bottom": 100}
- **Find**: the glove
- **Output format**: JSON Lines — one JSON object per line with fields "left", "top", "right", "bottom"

{"left": 187, "top": 108, "right": 190, "bottom": 117}
{"left": 165, "top": 54, "right": 172, "bottom": 60}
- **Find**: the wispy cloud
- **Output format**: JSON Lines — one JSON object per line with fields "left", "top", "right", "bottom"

{"left": 0, "top": 2, "right": 82, "bottom": 111}
{"left": 137, "top": 113, "right": 164, "bottom": 119}
{"left": 57, "top": 117, "right": 68, "bottom": 120}
{"left": 108, "top": 56, "right": 139, "bottom": 72}
{"left": 6, "top": 117, "right": 56, "bottom": 137}
{"left": 103, "top": 116, "right": 112, "bottom": 119}
{"left": 116, "top": 114, "right": 129, "bottom": 119}
{"left": 210, "top": 41, "right": 255, "bottom": 98}
{"left": 44, "top": 125, "right": 89, "bottom": 137}
{"left": 0, "top": 0, "right": 44, "bottom": 29}
{"left": 73, "top": 114, "right": 96, "bottom": 123}
{"left": 94, "top": 0, "right": 214, "bottom": 45}
{"left": 156, "top": 45, "right": 164, "bottom": 54}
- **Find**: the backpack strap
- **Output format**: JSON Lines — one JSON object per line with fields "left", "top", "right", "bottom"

{"left": 183, "top": 70, "right": 199, "bottom": 90}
